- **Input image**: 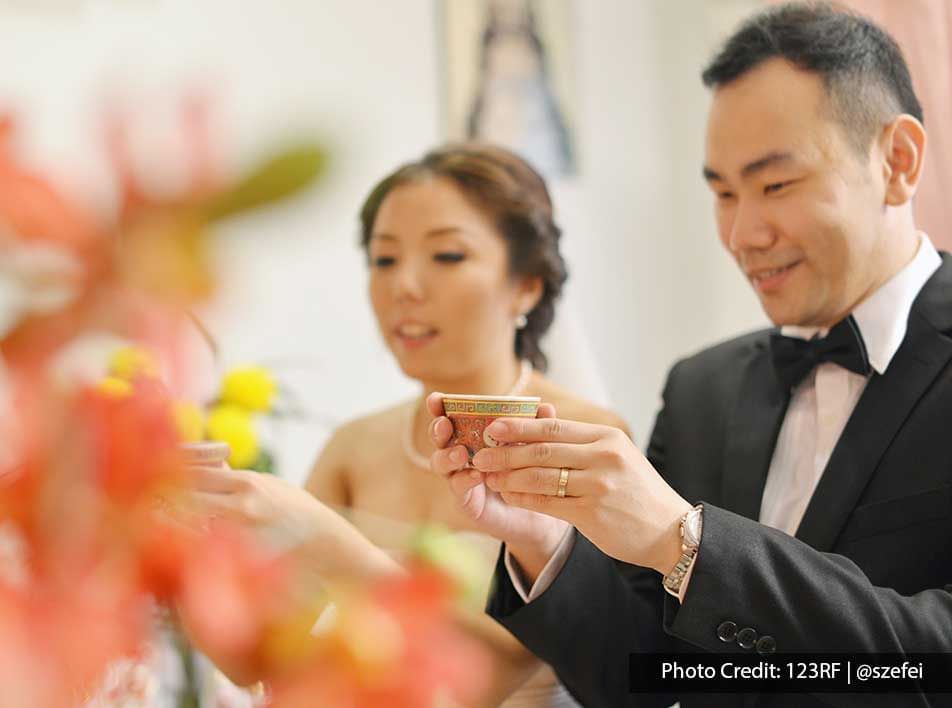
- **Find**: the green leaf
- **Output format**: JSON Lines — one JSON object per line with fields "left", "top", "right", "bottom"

{"left": 204, "top": 144, "right": 327, "bottom": 221}
{"left": 410, "top": 523, "right": 490, "bottom": 609}
{"left": 250, "top": 448, "right": 276, "bottom": 475}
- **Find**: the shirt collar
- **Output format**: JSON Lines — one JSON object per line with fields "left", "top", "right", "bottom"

{"left": 781, "top": 232, "right": 941, "bottom": 375}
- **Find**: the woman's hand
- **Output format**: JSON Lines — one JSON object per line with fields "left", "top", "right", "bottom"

{"left": 177, "top": 466, "right": 401, "bottom": 582}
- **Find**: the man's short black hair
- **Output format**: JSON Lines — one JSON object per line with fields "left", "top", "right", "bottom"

{"left": 702, "top": 2, "right": 923, "bottom": 154}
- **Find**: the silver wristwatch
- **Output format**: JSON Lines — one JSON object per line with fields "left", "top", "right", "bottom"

{"left": 662, "top": 504, "right": 703, "bottom": 596}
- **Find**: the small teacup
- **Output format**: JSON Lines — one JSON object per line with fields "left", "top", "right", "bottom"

{"left": 180, "top": 440, "right": 230, "bottom": 469}
{"left": 443, "top": 394, "right": 541, "bottom": 462}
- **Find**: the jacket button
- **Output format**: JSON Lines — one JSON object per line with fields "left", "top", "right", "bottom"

{"left": 716, "top": 621, "right": 738, "bottom": 643}
{"left": 736, "top": 627, "right": 758, "bottom": 649}
{"left": 755, "top": 635, "right": 776, "bottom": 654}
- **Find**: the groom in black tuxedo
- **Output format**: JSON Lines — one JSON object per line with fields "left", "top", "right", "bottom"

{"left": 428, "top": 3, "right": 952, "bottom": 707}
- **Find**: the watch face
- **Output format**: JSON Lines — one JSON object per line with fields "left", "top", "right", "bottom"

{"left": 683, "top": 508, "right": 702, "bottom": 547}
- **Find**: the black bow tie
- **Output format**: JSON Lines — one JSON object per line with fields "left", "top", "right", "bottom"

{"left": 769, "top": 315, "right": 872, "bottom": 390}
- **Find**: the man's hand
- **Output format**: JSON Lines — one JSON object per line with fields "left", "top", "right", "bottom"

{"left": 452, "top": 413, "right": 693, "bottom": 574}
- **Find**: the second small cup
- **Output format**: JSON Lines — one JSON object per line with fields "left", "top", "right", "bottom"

{"left": 180, "top": 440, "right": 231, "bottom": 469}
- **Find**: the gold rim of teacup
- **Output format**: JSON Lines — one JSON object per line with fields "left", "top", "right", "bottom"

{"left": 180, "top": 441, "right": 230, "bottom": 463}
{"left": 442, "top": 394, "right": 541, "bottom": 403}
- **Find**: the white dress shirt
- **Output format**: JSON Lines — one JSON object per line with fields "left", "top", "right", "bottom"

{"left": 760, "top": 233, "right": 941, "bottom": 534}
{"left": 508, "top": 233, "right": 942, "bottom": 603}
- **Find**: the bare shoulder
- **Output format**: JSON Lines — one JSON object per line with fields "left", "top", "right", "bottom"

{"left": 305, "top": 399, "right": 412, "bottom": 501}
{"left": 321, "top": 400, "right": 410, "bottom": 461}
{"left": 530, "top": 375, "right": 633, "bottom": 438}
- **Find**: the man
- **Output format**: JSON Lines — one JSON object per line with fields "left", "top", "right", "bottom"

{"left": 429, "top": 3, "right": 952, "bottom": 706}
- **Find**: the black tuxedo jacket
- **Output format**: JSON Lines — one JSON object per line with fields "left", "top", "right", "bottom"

{"left": 488, "top": 255, "right": 952, "bottom": 707}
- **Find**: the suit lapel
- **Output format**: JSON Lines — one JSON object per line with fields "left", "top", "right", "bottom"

{"left": 795, "top": 255, "right": 952, "bottom": 551}
{"left": 721, "top": 339, "right": 790, "bottom": 521}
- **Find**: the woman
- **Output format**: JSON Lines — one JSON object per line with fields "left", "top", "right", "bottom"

{"left": 303, "top": 144, "right": 629, "bottom": 707}
{"left": 186, "top": 144, "right": 629, "bottom": 705}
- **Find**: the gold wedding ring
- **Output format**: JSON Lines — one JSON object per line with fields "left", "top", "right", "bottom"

{"left": 557, "top": 467, "right": 570, "bottom": 498}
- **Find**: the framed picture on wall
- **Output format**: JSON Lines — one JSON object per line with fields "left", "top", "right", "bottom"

{"left": 439, "top": 0, "right": 576, "bottom": 177}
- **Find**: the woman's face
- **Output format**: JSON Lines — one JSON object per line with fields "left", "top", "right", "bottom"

{"left": 367, "top": 177, "right": 537, "bottom": 383}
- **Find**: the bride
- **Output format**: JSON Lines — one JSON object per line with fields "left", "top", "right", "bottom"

{"left": 188, "top": 144, "right": 630, "bottom": 707}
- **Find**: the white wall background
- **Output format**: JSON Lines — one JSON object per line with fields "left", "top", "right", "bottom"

{"left": 0, "top": 0, "right": 769, "bottom": 484}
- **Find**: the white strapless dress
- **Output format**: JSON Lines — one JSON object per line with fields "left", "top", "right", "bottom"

{"left": 499, "top": 672, "right": 580, "bottom": 708}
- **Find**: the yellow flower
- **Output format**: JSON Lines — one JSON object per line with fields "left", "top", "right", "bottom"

{"left": 108, "top": 345, "right": 158, "bottom": 381}
{"left": 172, "top": 400, "right": 205, "bottom": 443}
{"left": 96, "top": 376, "right": 133, "bottom": 398}
{"left": 220, "top": 365, "right": 277, "bottom": 413}
{"left": 206, "top": 404, "right": 259, "bottom": 468}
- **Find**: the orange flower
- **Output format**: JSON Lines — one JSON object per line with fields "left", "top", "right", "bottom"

{"left": 268, "top": 567, "right": 491, "bottom": 708}
{"left": 0, "top": 121, "right": 102, "bottom": 256}
{"left": 0, "top": 551, "right": 153, "bottom": 708}
{"left": 81, "top": 377, "right": 185, "bottom": 507}
{"left": 177, "top": 524, "right": 291, "bottom": 668}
